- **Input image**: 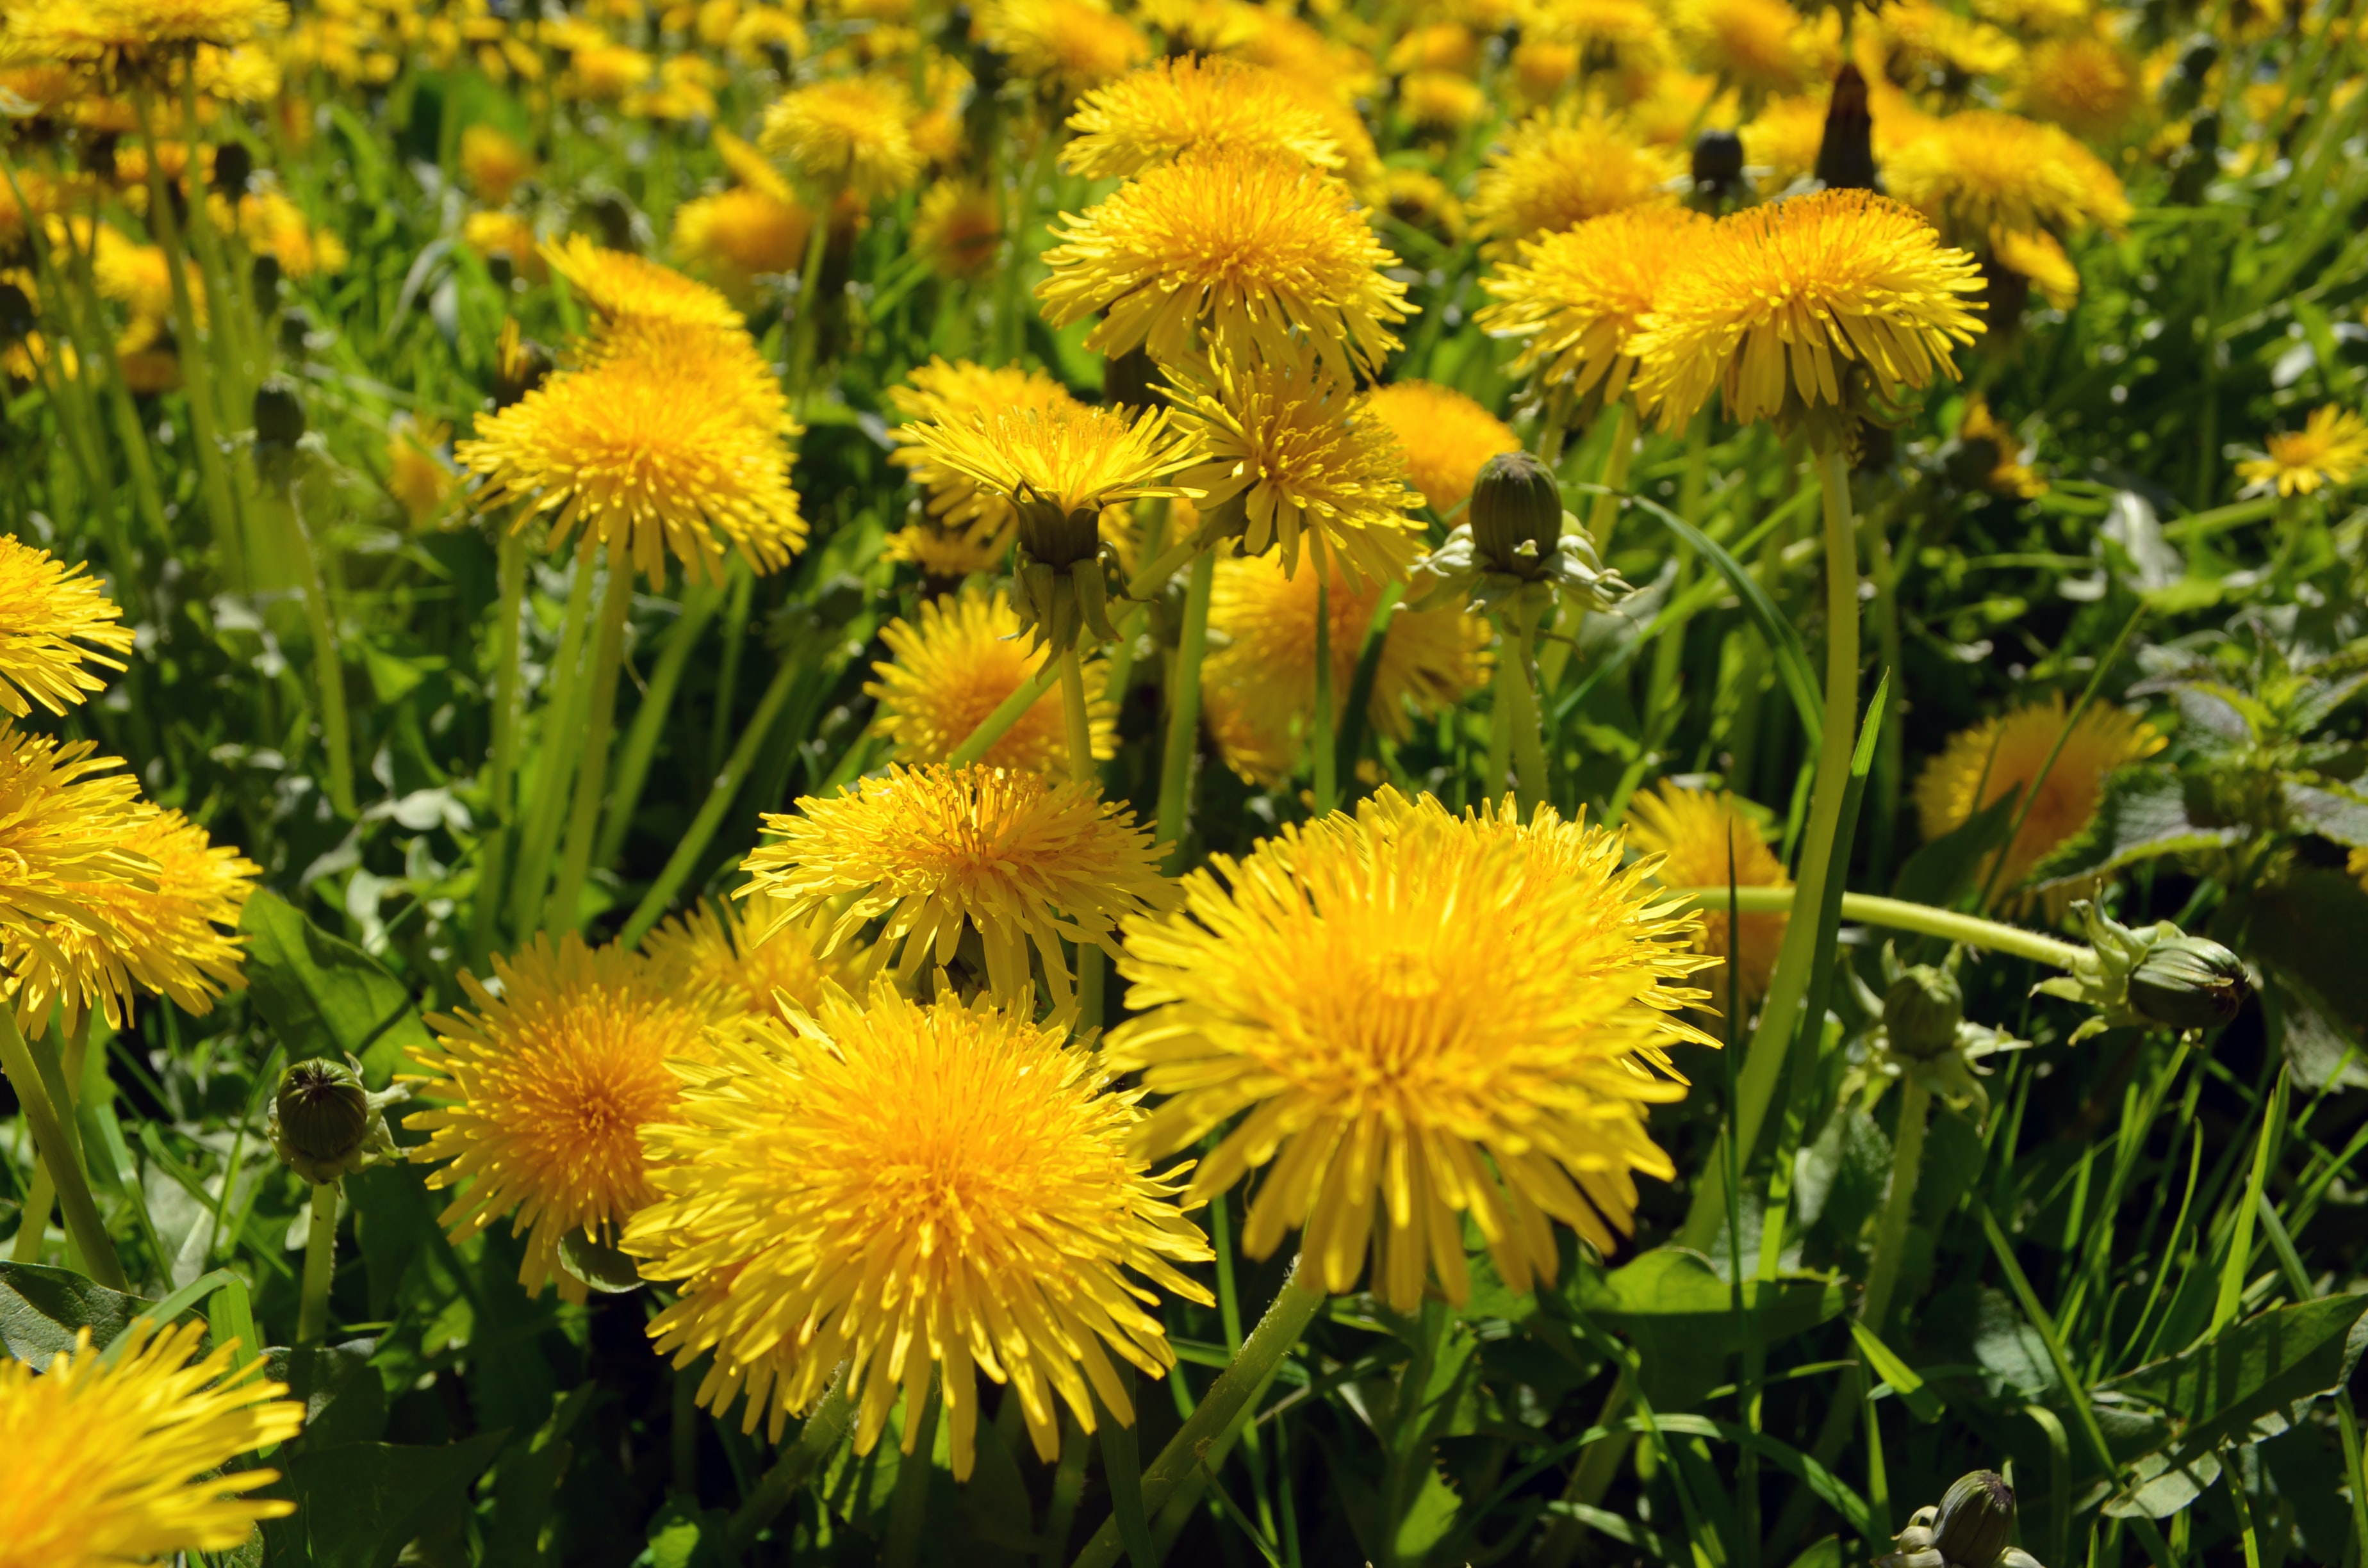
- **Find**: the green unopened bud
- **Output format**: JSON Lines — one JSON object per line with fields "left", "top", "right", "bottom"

{"left": 1884, "top": 964, "right": 1964, "bottom": 1061}
{"left": 269, "top": 1054, "right": 402, "bottom": 1184}
{"left": 253, "top": 380, "right": 306, "bottom": 452}
{"left": 1469, "top": 451, "right": 1563, "bottom": 579}
{"left": 1012, "top": 484, "right": 1104, "bottom": 572}
{"left": 2128, "top": 935, "right": 2250, "bottom": 1032}
{"left": 1933, "top": 1471, "right": 2016, "bottom": 1567}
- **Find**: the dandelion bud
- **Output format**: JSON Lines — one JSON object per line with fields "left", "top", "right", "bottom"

{"left": 252, "top": 380, "right": 306, "bottom": 452}
{"left": 1011, "top": 486, "right": 1105, "bottom": 574}
{"left": 1933, "top": 1471, "right": 2017, "bottom": 1567}
{"left": 269, "top": 1054, "right": 401, "bottom": 1185}
{"left": 1469, "top": 450, "right": 1563, "bottom": 579}
{"left": 2128, "top": 935, "right": 2249, "bottom": 1031}
{"left": 1884, "top": 964, "right": 1964, "bottom": 1061}
{"left": 1692, "top": 128, "right": 1744, "bottom": 204}
{"left": 211, "top": 140, "right": 252, "bottom": 197}
{"left": 1814, "top": 62, "right": 1880, "bottom": 193}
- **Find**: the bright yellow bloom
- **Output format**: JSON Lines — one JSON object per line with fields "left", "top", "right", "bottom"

{"left": 0, "top": 537, "right": 135, "bottom": 717}
{"left": 883, "top": 514, "right": 1012, "bottom": 579}
{"left": 564, "top": 40, "right": 655, "bottom": 101}
{"left": 1163, "top": 340, "right": 1422, "bottom": 581}
{"left": 0, "top": 1321, "right": 301, "bottom": 1568}
{"left": 739, "top": 763, "right": 1173, "bottom": 1020}
{"left": 1038, "top": 146, "right": 1413, "bottom": 380}
{"left": 897, "top": 396, "right": 1201, "bottom": 524}
{"left": 1628, "top": 188, "right": 1986, "bottom": 434}
{"left": 1914, "top": 694, "right": 2164, "bottom": 895}
{"left": 1514, "top": 0, "right": 1670, "bottom": 73}
{"left": 625, "top": 986, "right": 1212, "bottom": 1479}
{"left": 539, "top": 234, "right": 743, "bottom": 331}
{"left": 1202, "top": 549, "right": 1490, "bottom": 787}
{"left": 671, "top": 185, "right": 810, "bottom": 294}
{"left": 236, "top": 188, "right": 345, "bottom": 279}
{"left": 461, "top": 211, "right": 547, "bottom": 282}
{"left": 867, "top": 587, "right": 1117, "bottom": 773}
{"left": 1870, "top": 1, "right": 2021, "bottom": 84}
{"left": 406, "top": 936, "right": 718, "bottom": 1302}
{"left": 3, "top": 0, "right": 288, "bottom": 69}
{"left": 2237, "top": 405, "right": 2368, "bottom": 498}
{"left": 982, "top": 0, "right": 1151, "bottom": 99}
{"left": 1479, "top": 205, "right": 1715, "bottom": 404}
{"left": 887, "top": 357, "right": 1083, "bottom": 544}
{"left": 910, "top": 179, "right": 1001, "bottom": 279}
{"left": 1106, "top": 788, "right": 1714, "bottom": 1312}
{"left": 459, "top": 123, "right": 534, "bottom": 204}
{"left": 1386, "top": 20, "right": 1479, "bottom": 75}
{"left": 1669, "top": 0, "right": 1820, "bottom": 95}
{"left": 1468, "top": 109, "right": 1677, "bottom": 250}
{"left": 1958, "top": 395, "right": 2049, "bottom": 498}
{"left": 1989, "top": 227, "right": 2080, "bottom": 312}
{"left": 2019, "top": 33, "right": 2142, "bottom": 140}
{"left": 1743, "top": 81, "right": 1934, "bottom": 189}
{"left": 759, "top": 77, "right": 923, "bottom": 200}
{"left": 1885, "top": 110, "right": 2133, "bottom": 240}
{"left": 386, "top": 417, "right": 457, "bottom": 527}
{"left": 0, "top": 724, "right": 158, "bottom": 960}
{"left": 455, "top": 321, "right": 805, "bottom": 584}
{"left": 1063, "top": 53, "right": 1343, "bottom": 179}
{"left": 643, "top": 895, "right": 866, "bottom": 1028}
{"left": 1362, "top": 380, "right": 1518, "bottom": 516}
{"left": 1401, "top": 70, "right": 1486, "bottom": 131}
{"left": 716, "top": 124, "right": 798, "bottom": 205}
{"left": 1624, "top": 781, "right": 1789, "bottom": 1004}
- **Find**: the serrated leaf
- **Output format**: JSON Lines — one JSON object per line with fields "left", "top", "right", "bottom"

{"left": 2094, "top": 1293, "right": 2368, "bottom": 1455}
{"left": 1575, "top": 1249, "right": 1845, "bottom": 1410}
{"left": 2282, "top": 780, "right": 2368, "bottom": 847}
{"left": 240, "top": 888, "right": 436, "bottom": 1084}
{"left": 0, "top": 1262, "right": 145, "bottom": 1367}
{"left": 2029, "top": 765, "right": 2242, "bottom": 887}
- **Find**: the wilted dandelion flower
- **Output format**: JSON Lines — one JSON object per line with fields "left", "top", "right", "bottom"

{"left": 739, "top": 763, "right": 1173, "bottom": 1019}
{"left": 644, "top": 896, "right": 866, "bottom": 1027}
{"left": 0, "top": 537, "right": 135, "bottom": 717}
{"left": 1468, "top": 109, "right": 1676, "bottom": 250}
{"left": 1478, "top": 204, "right": 1714, "bottom": 404}
{"left": 2020, "top": 33, "right": 2142, "bottom": 140}
{"left": 982, "top": 0, "right": 1151, "bottom": 99}
{"left": 406, "top": 936, "right": 716, "bottom": 1301}
{"left": 759, "top": 77, "right": 923, "bottom": 200}
{"left": 671, "top": 185, "right": 810, "bottom": 293}
{"left": 539, "top": 234, "right": 744, "bottom": 331}
{"left": 0, "top": 1321, "right": 302, "bottom": 1567}
{"left": 1106, "top": 788, "right": 1714, "bottom": 1311}
{"left": 2237, "top": 405, "right": 2368, "bottom": 498}
{"left": 1163, "top": 340, "right": 1422, "bottom": 581}
{"left": 1624, "top": 781, "right": 1789, "bottom": 1004}
{"left": 868, "top": 587, "right": 1117, "bottom": 773}
{"left": 1885, "top": 110, "right": 2134, "bottom": 240}
{"left": 625, "top": 986, "right": 1213, "bottom": 1478}
{"left": 1362, "top": 380, "right": 1518, "bottom": 515}
{"left": 1669, "top": 0, "right": 1819, "bottom": 95}
{"left": 1038, "top": 146, "right": 1413, "bottom": 380}
{"left": 1063, "top": 54, "right": 1343, "bottom": 179}
{"left": 1202, "top": 550, "right": 1490, "bottom": 787}
{"left": 1914, "top": 694, "right": 2164, "bottom": 895}
{"left": 910, "top": 180, "right": 1001, "bottom": 279}
{"left": 1628, "top": 188, "right": 1986, "bottom": 435}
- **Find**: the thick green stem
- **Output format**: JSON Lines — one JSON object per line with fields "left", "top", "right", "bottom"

{"left": 471, "top": 526, "right": 529, "bottom": 968}
{"left": 883, "top": 1368, "right": 941, "bottom": 1568}
{"left": 9, "top": 1164, "right": 54, "bottom": 1263}
{"left": 279, "top": 485, "right": 356, "bottom": 817}
{"left": 724, "top": 1361, "right": 854, "bottom": 1553}
{"left": 952, "top": 660, "right": 1063, "bottom": 769}
{"left": 1586, "top": 401, "right": 1638, "bottom": 553}
{"left": 546, "top": 556, "right": 637, "bottom": 931}
{"left": 0, "top": 1009, "right": 124, "bottom": 1289}
{"left": 1061, "top": 646, "right": 1105, "bottom": 1031}
{"left": 1042, "top": 1411, "right": 1090, "bottom": 1567}
{"left": 998, "top": 129, "right": 1058, "bottom": 363}
{"left": 1661, "top": 887, "right": 2085, "bottom": 970}
{"left": 599, "top": 580, "right": 723, "bottom": 865}
{"left": 1312, "top": 569, "right": 1338, "bottom": 815}
{"left": 784, "top": 202, "right": 834, "bottom": 401}
{"left": 1155, "top": 551, "right": 1215, "bottom": 873}
{"left": 1070, "top": 1260, "right": 1325, "bottom": 1568}
{"left": 509, "top": 556, "right": 597, "bottom": 938}
{"left": 297, "top": 1179, "right": 339, "bottom": 1344}
{"left": 1505, "top": 625, "right": 1550, "bottom": 816}
{"left": 1861, "top": 1079, "right": 1931, "bottom": 1336}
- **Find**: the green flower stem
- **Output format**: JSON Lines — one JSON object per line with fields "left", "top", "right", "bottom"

{"left": 1042, "top": 1412, "right": 1091, "bottom": 1567}
{"left": 1585, "top": 401, "right": 1638, "bottom": 554}
{"left": 546, "top": 554, "right": 637, "bottom": 931}
{"left": 725, "top": 1360, "right": 855, "bottom": 1554}
{"left": 276, "top": 484, "right": 357, "bottom": 818}
{"left": 179, "top": 68, "right": 257, "bottom": 427}
{"left": 1070, "top": 1259, "right": 1324, "bottom": 1568}
{"left": 1862, "top": 1079, "right": 1931, "bottom": 1339}
{"left": 507, "top": 555, "right": 597, "bottom": 939}
{"left": 1504, "top": 625, "right": 1550, "bottom": 815}
{"left": 297, "top": 1179, "right": 339, "bottom": 1345}
{"left": 951, "top": 659, "right": 1064, "bottom": 769}
{"left": 784, "top": 199, "right": 834, "bottom": 401}
{"left": 1156, "top": 551, "right": 1217, "bottom": 874}
{"left": 618, "top": 649, "right": 805, "bottom": 950}
{"left": 1312, "top": 570, "right": 1338, "bottom": 815}
{"left": 599, "top": 579, "right": 724, "bottom": 866}
{"left": 1485, "top": 666, "right": 1515, "bottom": 804}
{"left": 1061, "top": 646, "right": 1106, "bottom": 1031}
{"left": 470, "top": 525, "right": 529, "bottom": 970}
{"left": 998, "top": 129, "right": 1060, "bottom": 363}
{"left": 1662, "top": 886, "right": 2086, "bottom": 971}
{"left": 0, "top": 1009, "right": 124, "bottom": 1290}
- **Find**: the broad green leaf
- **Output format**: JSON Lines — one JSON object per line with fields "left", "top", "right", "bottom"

{"left": 1973, "top": 1287, "right": 2059, "bottom": 1400}
{"left": 641, "top": 1503, "right": 730, "bottom": 1568}
{"left": 2028, "top": 765, "right": 2241, "bottom": 887}
{"left": 2282, "top": 780, "right": 2368, "bottom": 847}
{"left": 240, "top": 888, "right": 436, "bottom": 1083}
{"left": 1575, "top": 1248, "right": 1845, "bottom": 1410}
{"left": 2244, "top": 871, "right": 2368, "bottom": 1038}
{"left": 0, "top": 1262, "right": 144, "bottom": 1367}
{"left": 1891, "top": 789, "right": 2019, "bottom": 909}
{"left": 270, "top": 1430, "right": 506, "bottom": 1568}
{"left": 2094, "top": 1292, "right": 2368, "bottom": 1455}
{"left": 2100, "top": 1448, "right": 2223, "bottom": 1519}
{"left": 264, "top": 1337, "right": 388, "bottom": 1447}
{"left": 557, "top": 1230, "right": 645, "bottom": 1294}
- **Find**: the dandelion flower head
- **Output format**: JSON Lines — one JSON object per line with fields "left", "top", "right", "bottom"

{"left": 898, "top": 397, "right": 1202, "bottom": 547}
{"left": 1869, "top": 1, "right": 2021, "bottom": 86}
{"left": 2237, "top": 405, "right": 2368, "bottom": 498}
{"left": 1515, "top": 0, "right": 1671, "bottom": 72}
{"left": 671, "top": 185, "right": 811, "bottom": 293}
{"left": 1362, "top": 380, "right": 1519, "bottom": 516}
{"left": 1062, "top": 53, "right": 1344, "bottom": 179}
{"left": 459, "top": 123, "right": 534, "bottom": 203}
{"left": 0, "top": 1321, "right": 302, "bottom": 1568}
{"left": 0, "top": 537, "right": 136, "bottom": 717}
{"left": 1884, "top": 110, "right": 2134, "bottom": 241}
{"left": 1106, "top": 788, "right": 1715, "bottom": 1311}
{"left": 1468, "top": 108, "right": 1677, "bottom": 250}
{"left": 1913, "top": 694, "right": 2164, "bottom": 895}
{"left": 3, "top": 0, "right": 289, "bottom": 70}
{"left": 2019, "top": 33, "right": 2143, "bottom": 141}
{"left": 645, "top": 895, "right": 867, "bottom": 1028}
{"left": 867, "top": 587, "right": 1117, "bottom": 773}
{"left": 539, "top": 234, "right": 745, "bottom": 331}
{"left": 406, "top": 935, "right": 719, "bottom": 1301}
{"left": 1479, "top": 204, "right": 1715, "bottom": 404}
{"left": 980, "top": 0, "right": 1151, "bottom": 100}
{"left": 1669, "top": 0, "right": 1821, "bottom": 95}
{"left": 626, "top": 986, "right": 1213, "bottom": 1478}
{"left": 759, "top": 77, "right": 923, "bottom": 201}
{"left": 888, "top": 358, "right": 1086, "bottom": 539}
{"left": 0, "top": 724, "right": 160, "bottom": 955}
{"left": 1624, "top": 781, "right": 1789, "bottom": 1003}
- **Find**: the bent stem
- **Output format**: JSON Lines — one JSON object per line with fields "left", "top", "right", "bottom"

{"left": 1504, "top": 623, "right": 1550, "bottom": 816}
{"left": 1861, "top": 1079, "right": 1932, "bottom": 1337}
{"left": 1060, "top": 646, "right": 1106, "bottom": 1031}
{"left": 546, "top": 552, "right": 637, "bottom": 931}
{"left": 297, "top": 1179, "right": 340, "bottom": 1344}
{"left": 1155, "top": 551, "right": 1216, "bottom": 872}
{"left": 725, "top": 1361, "right": 855, "bottom": 1553}
{"left": 1312, "top": 569, "right": 1338, "bottom": 815}
{"left": 1662, "top": 886, "right": 2086, "bottom": 970}
{"left": 0, "top": 1008, "right": 124, "bottom": 1290}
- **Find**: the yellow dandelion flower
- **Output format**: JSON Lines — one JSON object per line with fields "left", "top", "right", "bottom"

{"left": 1362, "top": 380, "right": 1519, "bottom": 516}
{"left": 539, "top": 234, "right": 743, "bottom": 331}
{"left": 1515, "top": 0, "right": 1670, "bottom": 72}
{"left": 461, "top": 210, "right": 548, "bottom": 282}
{"left": 897, "top": 396, "right": 1201, "bottom": 536}
{"left": 1062, "top": 53, "right": 1344, "bottom": 179}
{"left": 886, "top": 359, "right": 1086, "bottom": 566}
{"left": 1622, "top": 69, "right": 1741, "bottom": 151}
{"left": 386, "top": 418, "right": 456, "bottom": 527}
{"left": 406, "top": 935, "right": 716, "bottom": 1301}
{"left": 625, "top": 986, "right": 1213, "bottom": 1478}
{"left": 715, "top": 124, "right": 797, "bottom": 206}
{"left": 643, "top": 895, "right": 865, "bottom": 1027}
{"left": 1957, "top": 395, "right": 2049, "bottom": 498}
{"left": 1387, "top": 20, "right": 1480, "bottom": 76}
{"left": 739, "top": 762, "right": 1174, "bottom": 1019}
{"left": 2, "top": 806, "right": 256, "bottom": 1034}
{"left": 1988, "top": 227, "right": 2080, "bottom": 312}
{"left": 1624, "top": 781, "right": 1789, "bottom": 1003}
{"left": 2020, "top": 33, "right": 2142, "bottom": 140}
{"left": 0, "top": 723, "right": 159, "bottom": 952}
{"left": 1741, "top": 79, "right": 1934, "bottom": 189}
{"left": 455, "top": 323, "right": 805, "bottom": 584}
{"left": 1913, "top": 694, "right": 2164, "bottom": 894}
{"left": 1628, "top": 188, "right": 1986, "bottom": 434}
{"left": 1670, "top": 0, "right": 1820, "bottom": 95}
{"left": 1871, "top": 1, "right": 2021, "bottom": 85}
{"left": 1037, "top": 145, "right": 1413, "bottom": 380}
{"left": 1468, "top": 108, "right": 1677, "bottom": 250}
{"left": 1399, "top": 70, "right": 1486, "bottom": 131}
{"left": 910, "top": 179, "right": 1001, "bottom": 279}
{"left": 237, "top": 188, "right": 345, "bottom": 279}
{"left": 1969, "top": 0, "right": 2091, "bottom": 35}
{"left": 2237, "top": 405, "right": 2368, "bottom": 498}
{"left": 0, "top": 1321, "right": 301, "bottom": 1568}
{"left": 1885, "top": 110, "right": 2134, "bottom": 241}
{"left": 1202, "top": 549, "right": 1490, "bottom": 787}
{"left": 3, "top": 0, "right": 288, "bottom": 69}
{"left": 671, "top": 184, "right": 811, "bottom": 293}
{"left": 576, "top": 313, "right": 798, "bottom": 440}
{"left": 884, "top": 514, "right": 1012, "bottom": 579}
{"left": 1479, "top": 204, "right": 1715, "bottom": 404}
{"left": 868, "top": 587, "right": 1117, "bottom": 773}
{"left": 1105, "top": 787, "right": 1714, "bottom": 1311}
{"left": 1381, "top": 167, "right": 1467, "bottom": 243}
{"left": 459, "top": 123, "right": 534, "bottom": 204}
{"left": 760, "top": 78, "right": 923, "bottom": 201}
{"left": 0, "top": 536, "right": 135, "bottom": 717}
{"left": 983, "top": 0, "right": 1151, "bottom": 99}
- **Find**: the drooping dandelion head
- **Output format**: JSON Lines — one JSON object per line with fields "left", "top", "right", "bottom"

{"left": 1478, "top": 204, "right": 1716, "bottom": 405}
{"left": 1062, "top": 53, "right": 1344, "bottom": 179}
{"left": 739, "top": 763, "right": 1174, "bottom": 1022}
{"left": 405, "top": 935, "right": 719, "bottom": 1301}
{"left": 1361, "top": 380, "right": 1519, "bottom": 516}
{"left": 0, "top": 536, "right": 136, "bottom": 717}
{"left": 866, "top": 587, "right": 1117, "bottom": 774}
{"left": 1628, "top": 188, "right": 1986, "bottom": 438}
{"left": 1884, "top": 110, "right": 2134, "bottom": 243}
{"left": 759, "top": 77, "right": 924, "bottom": 201}
{"left": 1624, "top": 781, "right": 1790, "bottom": 1004}
{"left": 1913, "top": 694, "right": 2164, "bottom": 897}
{"left": 981, "top": 0, "right": 1152, "bottom": 100}
{"left": 1106, "top": 788, "right": 1715, "bottom": 1312}
{"left": 0, "top": 1321, "right": 302, "bottom": 1568}
{"left": 538, "top": 234, "right": 745, "bottom": 331}
{"left": 1468, "top": 108, "right": 1678, "bottom": 250}
{"left": 625, "top": 986, "right": 1213, "bottom": 1480}
{"left": 644, "top": 895, "right": 867, "bottom": 1028}
{"left": 2237, "top": 405, "right": 2368, "bottom": 498}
